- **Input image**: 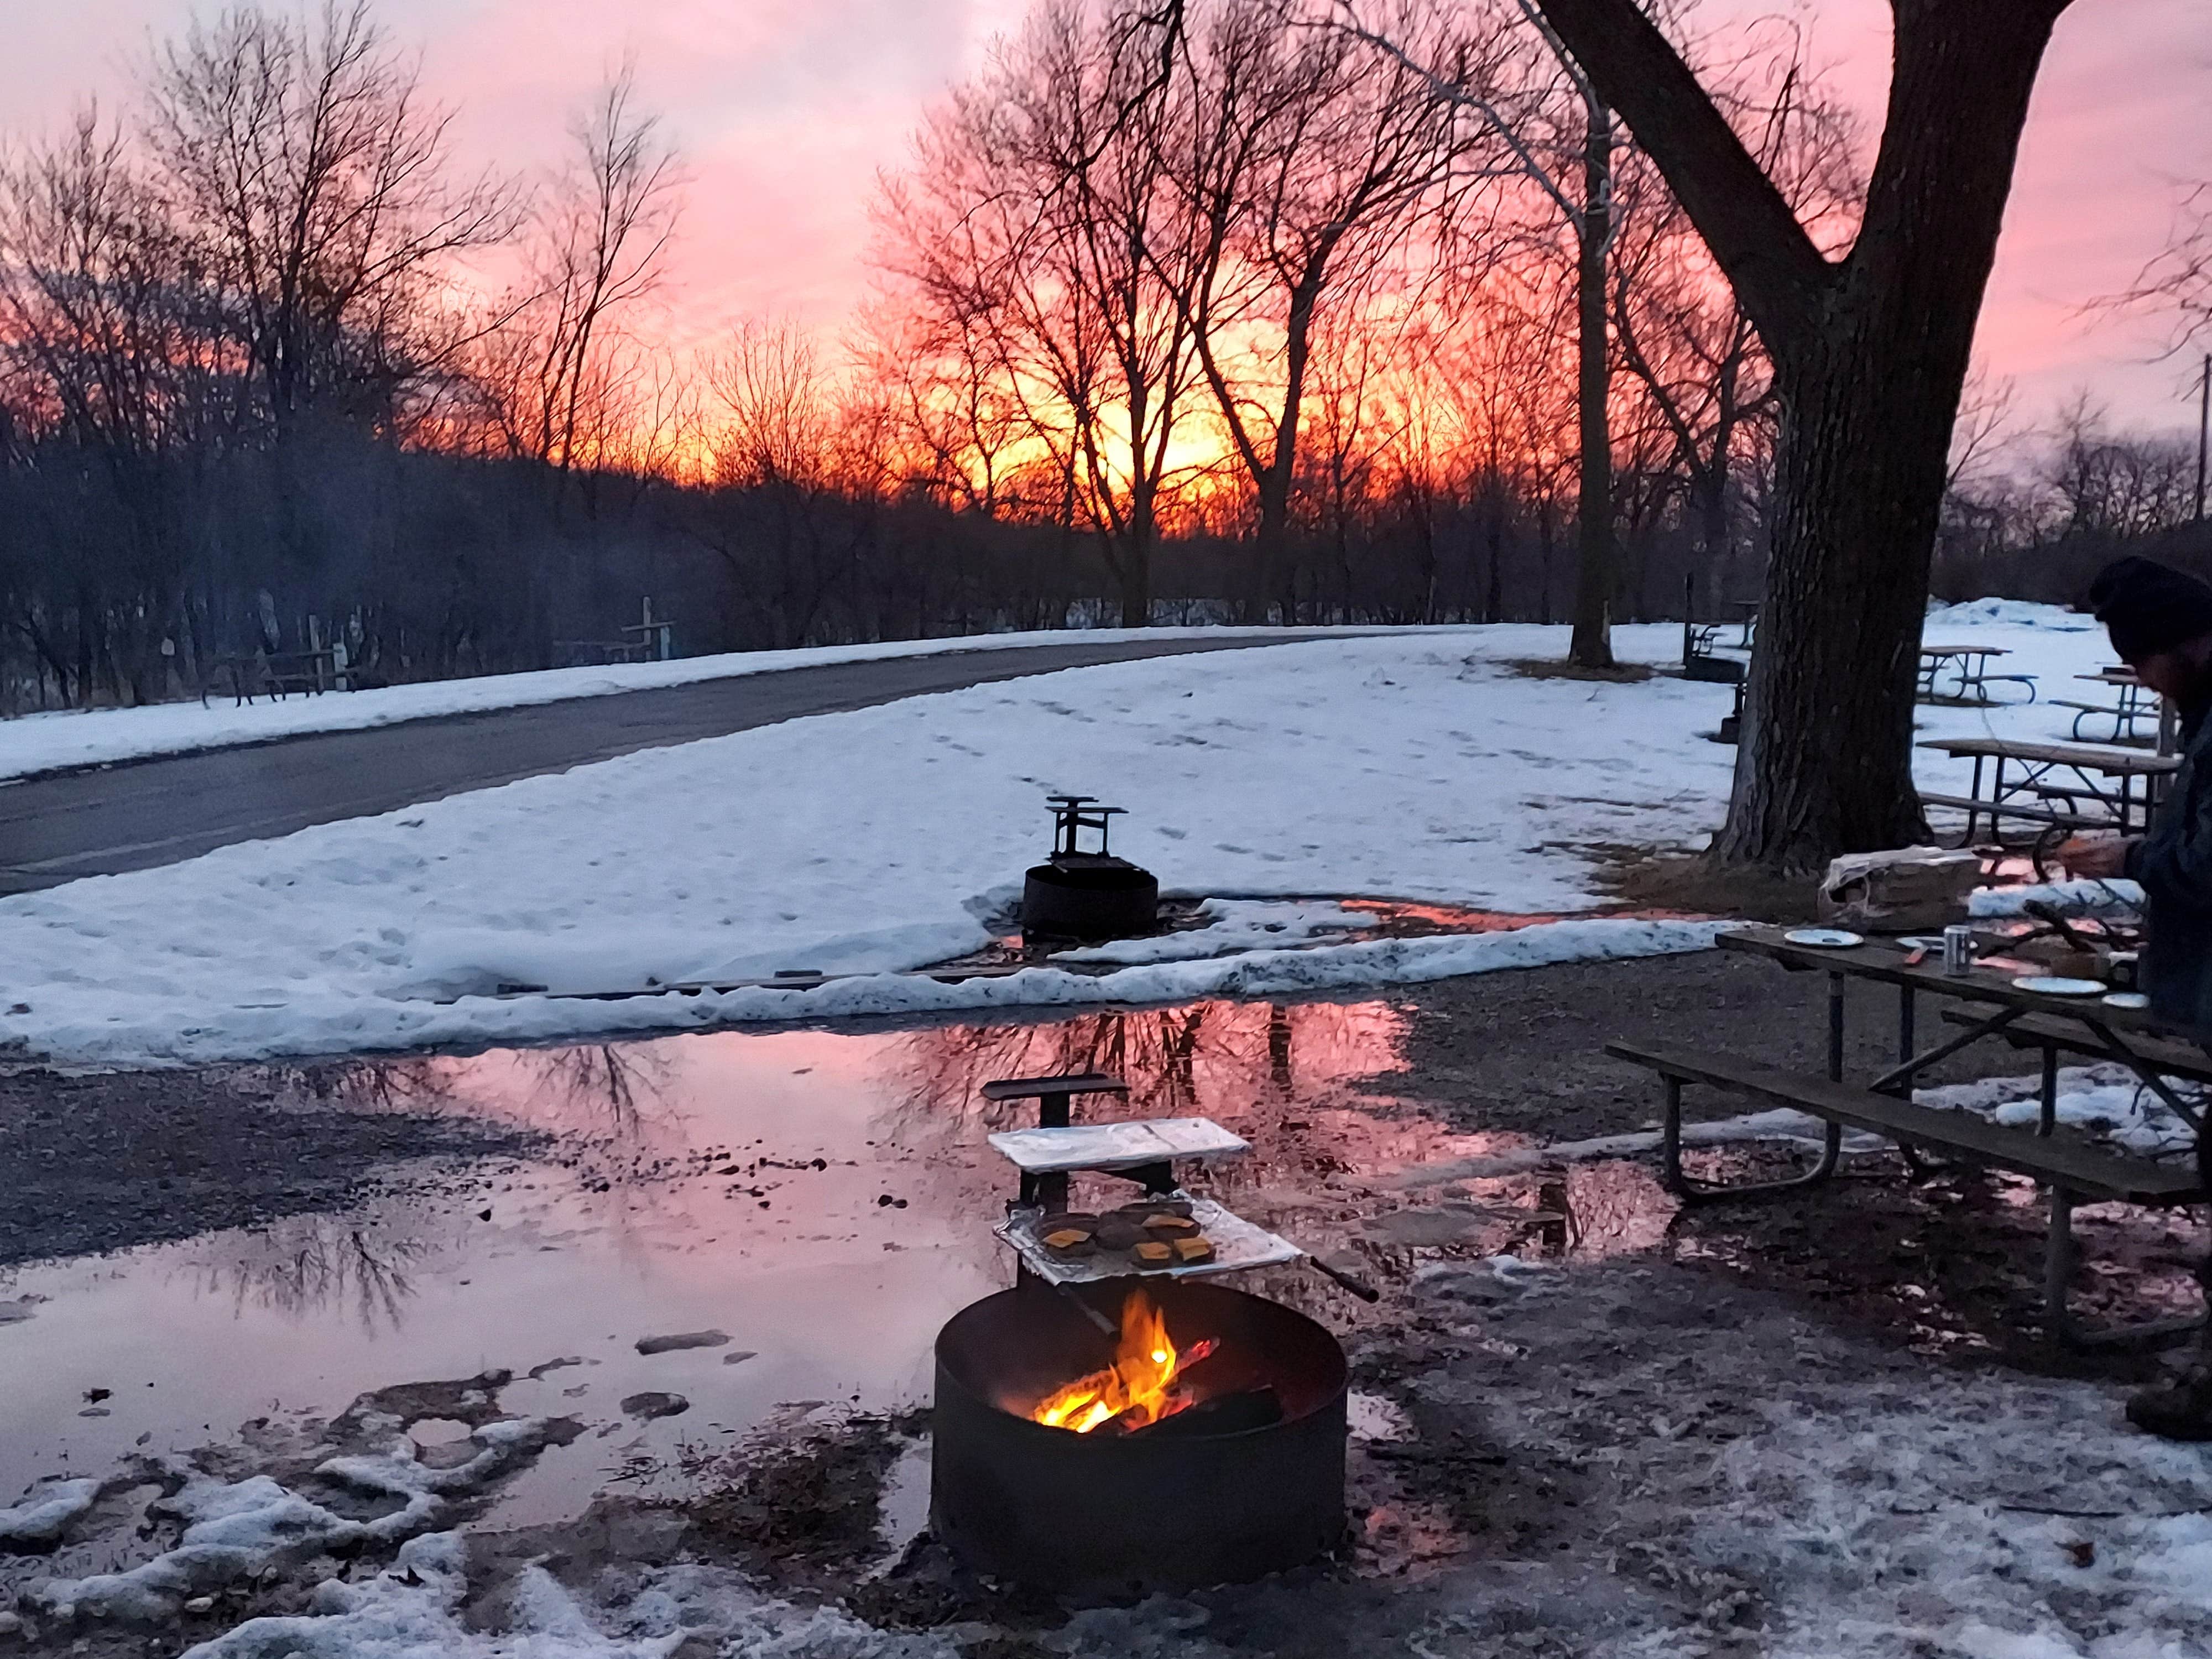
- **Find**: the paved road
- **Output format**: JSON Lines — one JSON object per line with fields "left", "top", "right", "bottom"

{"left": 0, "top": 635, "right": 1340, "bottom": 892}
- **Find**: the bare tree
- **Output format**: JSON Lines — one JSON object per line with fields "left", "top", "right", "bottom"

{"left": 1325, "top": 0, "right": 1629, "bottom": 667}
{"left": 477, "top": 64, "right": 683, "bottom": 481}
{"left": 881, "top": 0, "right": 1206, "bottom": 625}
{"left": 143, "top": 0, "right": 518, "bottom": 432}
{"left": 1163, "top": 0, "right": 1466, "bottom": 621}
{"left": 1608, "top": 48, "right": 1859, "bottom": 602}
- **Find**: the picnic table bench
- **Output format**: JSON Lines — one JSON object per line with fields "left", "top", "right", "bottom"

{"left": 1605, "top": 925, "right": 2209, "bottom": 1347}
{"left": 1917, "top": 735, "right": 2177, "bottom": 843}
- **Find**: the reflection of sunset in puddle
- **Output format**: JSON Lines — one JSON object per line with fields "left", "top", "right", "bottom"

{"left": 0, "top": 999, "right": 1687, "bottom": 1527}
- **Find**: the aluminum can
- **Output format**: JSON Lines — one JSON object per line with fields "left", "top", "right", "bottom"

{"left": 1942, "top": 924, "right": 1974, "bottom": 976}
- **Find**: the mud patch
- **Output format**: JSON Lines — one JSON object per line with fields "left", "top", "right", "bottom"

{"left": 0, "top": 1062, "right": 541, "bottom": 1266}
{"left": 671, "top": 1410, "right": 924, "bottom": 1581}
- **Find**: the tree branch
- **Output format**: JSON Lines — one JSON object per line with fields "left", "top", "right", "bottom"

{"left": 1531, "top": 0, "right": 1832, "bottom": 361}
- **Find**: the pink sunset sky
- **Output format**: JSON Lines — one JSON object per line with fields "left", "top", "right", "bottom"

{"left": 9, "top": 0, "right": 2210, "bottom": 442}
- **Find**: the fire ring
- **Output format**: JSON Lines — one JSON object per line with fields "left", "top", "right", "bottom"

{"left": 930, "top": 1280, "right": 1348, "bottom": 1594}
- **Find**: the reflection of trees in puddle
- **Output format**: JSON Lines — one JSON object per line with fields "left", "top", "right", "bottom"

{"left": 273, "top": 1042, "right": 685, "bottom": 1152}
{"left": 877, "top": 1001, "right": 1494, "bottom": 1306}
{"left": 884, "top": 1000, "right": 1410, "bottom": 1141}
{"left": 177, "top": 1208, "right": 448, "bottom": 1333}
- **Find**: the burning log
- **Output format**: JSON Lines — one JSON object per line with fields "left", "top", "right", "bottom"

{"left": 1130, "top": 1386, "right": 1284, "bottom": 1439}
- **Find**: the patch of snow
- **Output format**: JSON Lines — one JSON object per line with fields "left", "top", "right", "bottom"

{"left": 1914, "top": 1063, "right": 2199, "bottom": 1160}
{"left": 1700, "top": 1367, "right": 2212, "bottom": 1657}
{"left": 1926, "top": 598, "right": 2098, "bottom": 632}
{"left": 0, "top": 1477, "right": 98, "bottom": 1547}
{"left": 32, "top": 1419, "right": 565, "bottom": 1623}
{"left": 0, "top": 629, "right": 1745, "bottom": 1064}
{"left": 0, "top": 625, "right": 1412, "bottom": 784}
{"left": 1050, "top": 898, "right": 1366, "bottom": 964}
{"left": 1971, "top": 880, "right": 2143, "bottom": 919}
{"left": 181, "top": 1535, "right": 956, "bottom": 1658}
{"left": 0, "top": 611, "right": 2150, "bottom": 1065}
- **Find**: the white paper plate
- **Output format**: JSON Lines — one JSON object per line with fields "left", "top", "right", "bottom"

{"left": 1896, "top": 936, "right": 1948, "bottom": 951}
{"left": 1782, "top": 928, "right": 1864, "bottom": 949}
{"left": 2015, "top": 976, "right": 2106, "bottom": 997}
{"left": 2101, "top": 991, "right": 2150, "bottom": 1010}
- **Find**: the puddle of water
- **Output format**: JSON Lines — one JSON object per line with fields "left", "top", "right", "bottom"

{"left": 3, "top": 988, "right": 2181, "bottom": 1567}
{"left": 0, "top": 999, "right": 1652, "bottom": 1522}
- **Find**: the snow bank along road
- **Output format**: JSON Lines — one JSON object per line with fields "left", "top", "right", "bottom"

{"left": 0, "top": 603, "right": 2112, "bottom": 1067}
{"left": 0, "top": 632, "right": 1366, "bottom": 893}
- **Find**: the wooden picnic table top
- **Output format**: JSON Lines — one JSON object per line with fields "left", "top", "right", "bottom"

{"left": 1920, "top": 643, "right": 2011, "bottom": 658}
{"left": 1717, "top": 925, "right": 2161, "bottom": 1028}
{"left": 1917, "top": 735, "right": 2179, "bottom": 773}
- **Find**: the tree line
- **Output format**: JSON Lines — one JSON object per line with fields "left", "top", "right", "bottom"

{"left": 0, "top": 0, "right": 1817, "bottom": 710}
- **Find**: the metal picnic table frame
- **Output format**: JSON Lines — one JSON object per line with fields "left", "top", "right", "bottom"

{"left": 1917, "top": 644, "right": 2033, "bottom": 706}
{"left": 1696, "top": 926, "right": 2208, "bottom": 1345}
{"left": 1717, "top": 927, "right": 2201, "bottom": 1136}
{"left": 1917, "top": 735, "right": 2178, "bottom": 843}
{"left": 2060, "top": 669, "right": 2180, "bottom": 754}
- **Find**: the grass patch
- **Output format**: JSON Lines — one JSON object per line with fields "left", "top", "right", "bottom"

{"left": 1593, "top": 847, "right": 1820, "bottom": 925}
{"left": 1504, "top": 658, "right": 1656, "bottom": 685}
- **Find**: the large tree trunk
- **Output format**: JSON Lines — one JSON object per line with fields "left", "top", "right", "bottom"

{"left": 1536, "top": 0, "right": 2070, "bottom": 870}
{"left": 1567, "top": 100, "right": 1616, "bottom": 670}
{"left": 1715, "top": 338, "right": 1945, "bottom": 865}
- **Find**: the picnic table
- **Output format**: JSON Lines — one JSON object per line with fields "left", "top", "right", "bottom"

{"left": 201, "top": 649, "right": 342, "bottom": 706}
{"left": 1728, "top": 601, "right": 1760, "bottom": 649}
{"left": 2058, "top": 669, "right": 2178, "bottom": 754}
{"left": 1606, "top": 924, "right": 2206, "bottom": 1346}
{"left": 1918, "top": 644, "right": 2036, "bottom": 706}
{"left": 1917, "top": 735, "right": 2177, "bottom": 842}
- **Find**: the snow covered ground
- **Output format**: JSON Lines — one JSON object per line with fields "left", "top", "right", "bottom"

{"left": 0, "top": 625, "right": 1400, "bottom": 782}
{"left": 0, "top": 603, "right": 2138, "bottom": 1066}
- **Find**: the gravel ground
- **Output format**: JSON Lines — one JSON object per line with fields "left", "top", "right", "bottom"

{"left": 0, "top": 1062, "right": 541, "bottom": 1266}
{"left": 1389, "top": 947, "right": 1997, "bottom": 1144}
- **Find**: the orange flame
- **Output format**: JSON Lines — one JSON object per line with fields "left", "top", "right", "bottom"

{"left": 1030, "top": 1290, "right": 1217, "bottom": 1434}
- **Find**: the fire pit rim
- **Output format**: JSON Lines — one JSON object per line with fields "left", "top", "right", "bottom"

{"left": 933, "top": 1279, "right": 1349, "bottom": 1437}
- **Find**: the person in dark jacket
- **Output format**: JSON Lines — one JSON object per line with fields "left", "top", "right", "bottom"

{"left": 2062, "top": 555, "right": 2212, "bottom": 1437}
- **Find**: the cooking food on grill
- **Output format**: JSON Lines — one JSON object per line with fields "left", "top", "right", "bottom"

{"left": 1120, "top": 1197, "right": 1195, "bottom": 1220}
{"left": 1040, "top": 1228, "right": 1095, "bottom": 1257}
{"left": 1133, "top": 1240, "right": 1175, "bottom": 1268}
{"left": 1140, "top": 1213, "right": 1199, "bottom": 1237}
{"left": 1171, "top": 1236, "right": 1215, "bottom": 1264}
{"left": 1093, "top": 1216, "right": 1146, "bottom": 1251}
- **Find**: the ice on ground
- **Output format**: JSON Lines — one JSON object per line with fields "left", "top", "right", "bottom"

{"left": 1914, "top": 1062, "right": 2199, "bottom": 1160}
{"left": 0, "top": 625, "right": 1406, "bottom": 782}
{"left": 1050, "top": 898, "right": 1366, "bottom": 964}
{"left": 33, "top": 1418, "right": 566, "bottom": 1623}
{"left": 1384, "top": 1105, "right": 1888, "bottom": 1190}
{"left": 0, "top": 1477, "right": 98, "bottom": 1547}
{"left": 178, "top": 1532, "right": 957, "bottom": 1659}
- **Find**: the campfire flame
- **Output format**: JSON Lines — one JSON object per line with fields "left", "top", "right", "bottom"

{"left": 1030, "top": 1289, "right": 1217, "bottom": 1434}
